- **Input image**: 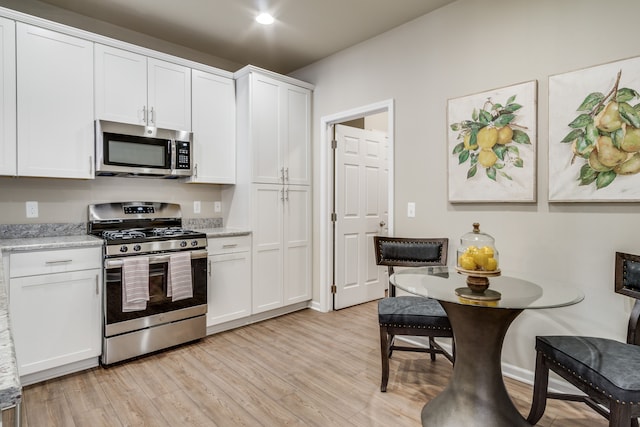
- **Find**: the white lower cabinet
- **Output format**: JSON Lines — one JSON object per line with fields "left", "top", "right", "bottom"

{"left": 8, "top": 247, "right": 102, "bottom": 380}
{"left": 206, "top": 235, "right": 251, "bottom": 328}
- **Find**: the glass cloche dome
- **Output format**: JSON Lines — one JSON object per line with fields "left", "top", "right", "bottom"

{"left": 456, "top": 223, "right": 499, "bottom": 272}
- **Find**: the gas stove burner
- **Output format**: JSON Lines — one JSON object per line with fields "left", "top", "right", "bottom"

{"left": 150, "top": 227, "right": 189, "bottom": 237}
{"left": 103, "top": 230, "right": 147, "bottom": 241}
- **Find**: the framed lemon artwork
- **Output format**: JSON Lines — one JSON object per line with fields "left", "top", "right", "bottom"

{"left": 447, "top": 80, "right": 538, "bottom": 203}
{"left": 549, "top": 56, "right": 640, "bottom": 202}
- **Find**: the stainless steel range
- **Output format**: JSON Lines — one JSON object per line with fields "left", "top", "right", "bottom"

{"left": 88, "top": 201, "right": 207, "bottom": 365}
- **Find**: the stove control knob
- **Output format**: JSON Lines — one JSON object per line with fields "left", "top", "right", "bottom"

{"left": 191, "top": 240, "right": 199, "bottom": 247}
{"left": 180, "top": 241, "right": 187, "bottom": 248}
{"left": 119, "top": 245, "right": 128, "bottom": 253}
{"left": 133, "top": 244, "right": 141, "bottom": 252}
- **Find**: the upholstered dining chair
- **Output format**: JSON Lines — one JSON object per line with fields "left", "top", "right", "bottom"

{"left": 373, "top": 236, "right": 454, "bottom": 392}
{"left": 527, "top": 252, "right": 640, "bottom": 427}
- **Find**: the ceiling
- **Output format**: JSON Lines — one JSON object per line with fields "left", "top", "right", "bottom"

{"left": 34, "top": 0, "right": 456, "bottom": 74}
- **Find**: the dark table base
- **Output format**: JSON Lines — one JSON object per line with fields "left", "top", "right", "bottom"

{"left": 421, "top": 301, "right": 529, "bottom": 427}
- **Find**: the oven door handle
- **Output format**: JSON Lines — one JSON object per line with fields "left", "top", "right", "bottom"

{"left": 105, "top": 249, "right": 208, "bottom": 269}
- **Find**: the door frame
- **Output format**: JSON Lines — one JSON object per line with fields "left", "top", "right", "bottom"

{"left": 319, "top": 99, "right": 395, "bottom": 312}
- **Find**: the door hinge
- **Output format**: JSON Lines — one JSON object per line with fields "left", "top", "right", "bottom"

{"left": 331, "top": 284, "right": 337, "bottom": 294}
{"left": 331, "top": 139, "right": 337, "bottom": 149}
{"left": 331, "top": 212, "right": 337, "bottom": 222}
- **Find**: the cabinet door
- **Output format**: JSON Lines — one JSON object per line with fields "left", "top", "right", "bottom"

{"left": 252, "top": 184, "right": 284, "bottom": 313}
{"left": 251, "top": 73, "right": 282, "bottom": 184}
{"left": 207, "top": 251, "right": 251, "bottom": 326}
{"left": 284, "top": 185, "right": 311, "bottom": 304}
{"left": 147, "top": 58, "right": 191, "bottom": 131}
{"left": 190, "top": 70, "right": 236, "bottom": 184}
{"left": 16, "top": 23, "right": 94, "bottom": 179}
{"left": 284, "top": 84, "right": 311, "bottom": 186}
{"left": 0, "top": 17, "right": 16, "bottom": 176}
{"left": 10, "top": 269, "right": 102, "bottom": 376}
{"left": 95, "top": 44, "right": 147, "bottom": 125}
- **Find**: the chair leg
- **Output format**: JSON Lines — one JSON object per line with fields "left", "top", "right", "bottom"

{"left": 527, "top": 351, "right": 550, "bottom": 425}
{"left": 632, "top": 417, "right": 639, "bottom": 427}
{"left": 379, "top": 325, "right": 390, "bottom": 392}
{"left": 609, "top": 401, "right": 632, "bottom": 427}
{"left": 428, "top": 337, "right": 437, "bottom": 361}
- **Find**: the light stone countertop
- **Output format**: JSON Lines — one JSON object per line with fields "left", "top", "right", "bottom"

{"left": 0, "top": 249, "right": 21, "bottom": 411}
{"left": 198, "top": 227, "right": 252, "bottom": 238}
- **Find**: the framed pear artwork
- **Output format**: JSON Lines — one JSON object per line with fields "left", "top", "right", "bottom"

{"left": 447, "top": 80, "right": 537, "bottom": 202}
{"left": 549, "top": 56, "right": 640, "bottom": 202}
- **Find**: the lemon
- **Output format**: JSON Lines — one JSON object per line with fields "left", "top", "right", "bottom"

{"left": 478, "top": 149, "right": 498, "bottom": 168}
{"left": 485, "top": 257, "right": 498, "bottom": 271}
{"left": 458, "top": 255, "right": 476, "bottom": 270}
{"left": 480, "top": 246, "right": 494, "bottom": 257}
{"left": 477, "top": 127, "right": 498, "bottom": 149}
{"left": 463, "top": 133, "right": 478, "bottom": 150}
{"left": 464, "top": 246, "right": 478, "bottom": 255}
{"left": 473, "top": 251, "right": 489, "bottom": 268}
{"left": 496, "top": 126, "right": 513, "bottom": 145}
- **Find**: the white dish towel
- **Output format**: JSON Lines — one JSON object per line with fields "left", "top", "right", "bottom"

{"left": 122, "top": 256, "right": 150, "bottom": 312}
{"left": 167, "top": 252, "right": 193, "bottom": 302}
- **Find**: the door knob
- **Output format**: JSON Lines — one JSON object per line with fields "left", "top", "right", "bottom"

{"left": 379, "top": 221, "right": 386, "bottom": 227}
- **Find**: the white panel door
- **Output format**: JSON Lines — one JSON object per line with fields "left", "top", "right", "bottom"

{"left": 207, "top": 252, "right": 251, "bottom": 326}
{"left": 285, "top": 84, "right": 311, "bottom": 185}
{"left": 190, "top": 70, "right": 236, "bottom": 184}
{"left": 17, "top": 23, "right": 94, "bottom": 179}
{"left": 284, "top": 185, "right": 311, "bottom": 304}
{"left": 0, "top": 17, "right": 15, "bottom": 176}
{"left": 147, "top": 58, "right": 191, "bottom": 131}
{"left": 252, "top": 184, "right": 284, "bottom": 313}
{"left": 334, "top": 125, "right": 388, "bottom": 309}
{"left": 94, "top": 44, "right": 147, "bottom": 125}
{"left": 10, "top": 269, "right": 101, "bottom": 376}
{"left": 251, "top": 73, "right": 282, "bottom": 184}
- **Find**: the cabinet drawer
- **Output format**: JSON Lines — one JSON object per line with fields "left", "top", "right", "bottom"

{"left": 207, "top": 235, "right": 251, "bottom": 255}
{"left": 10, "top": 247, "right": 102, "bottom": 278}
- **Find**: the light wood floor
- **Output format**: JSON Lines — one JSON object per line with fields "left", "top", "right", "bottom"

{"left": 3, "top": 301, "right": 606, "bottom": 426}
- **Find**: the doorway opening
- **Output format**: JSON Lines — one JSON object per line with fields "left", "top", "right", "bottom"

{"left": 319, "top": 99, "right": 395, "bottom": 312}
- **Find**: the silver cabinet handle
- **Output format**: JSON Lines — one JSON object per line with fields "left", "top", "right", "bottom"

{"left": 280, "top": 167, "right": 285, "bottom": 183}
{"left": 89, "top": 155, "right": 93, "bottom": 175}
{"left": 142, "top": 105, "right": 147, "bottom": 124}
{"left": 150, "top": 107, "right": 155, "bottom": 125}
{"left": 208, "top": 259, "right": 211, "bottom": 277}
{"left": 285, "top": 167, "right": 289, "bottom": 183}
{"left": 45, "top": 259, "right": 73, "bottom": 265}
{"left": 95, "top": 274, "right": 99, "bottom": 295}
{"left": 194, "top": 164, "right": 198, "bottom": 178}
{"left": 222, "top": 244, "right": 238, "bottom": 248}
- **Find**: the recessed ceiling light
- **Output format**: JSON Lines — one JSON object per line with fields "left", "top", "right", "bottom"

{"left": 256, "top": 13, "right": 275, "bottom": 25}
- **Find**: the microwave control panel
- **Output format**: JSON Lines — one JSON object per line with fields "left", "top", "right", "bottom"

{"left": 175, "top": 141, "right": 191, "bottom": 170}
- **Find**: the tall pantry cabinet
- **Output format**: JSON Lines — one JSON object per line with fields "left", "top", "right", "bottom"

{"left": 227, "top": 66, "right": 313, "bottom": 314}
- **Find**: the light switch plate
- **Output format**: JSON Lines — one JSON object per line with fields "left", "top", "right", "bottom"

{"left": 193, "top": 201, "right": 201, "bottom": 214}
{"left": 214, "top": 201, "right": 221, "bottom": 213}
{"left": 26, "top": 201, "right": 38, "bottom": 218}
{"left": 407, "top": 202, "right": 415, "bottom": 218}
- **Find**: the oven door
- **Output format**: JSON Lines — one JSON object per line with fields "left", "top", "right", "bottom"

{"left": 103, "top": 249, "right": 208, "bottom": 337}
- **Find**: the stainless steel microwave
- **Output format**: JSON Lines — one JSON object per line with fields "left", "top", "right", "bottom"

{"left": 95, "top": 120, "right": 193, "bottom": 178}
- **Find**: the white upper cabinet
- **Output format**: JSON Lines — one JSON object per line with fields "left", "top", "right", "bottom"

{"left": 16, "top": 23, "right": 94, "bottom": 179}
{"left": 95, "top": 44, "right": 191, "bottom": 131}
{"left": 188, "top": 69, "right": 236, "bottom": 184}
{"left": 246, "top": 72, "right": 311, "bottom": 185}
{"left": 0, "top": 17, "right": 16, "bottom": 176}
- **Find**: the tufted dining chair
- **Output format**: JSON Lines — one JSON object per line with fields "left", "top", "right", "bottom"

{"left": 373, "top": 236, "right": 454, "bottom": 392}
{"left": 527, "top": 252, "right": 640, "bottom": 427}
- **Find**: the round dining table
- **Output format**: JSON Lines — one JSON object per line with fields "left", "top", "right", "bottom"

{"left": 390, "top": 266, "right": 584, "bottom": 427}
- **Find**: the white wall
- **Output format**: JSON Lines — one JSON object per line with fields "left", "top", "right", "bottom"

{"left": 291, "top": 0, "right": 640, "bottom": 381}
